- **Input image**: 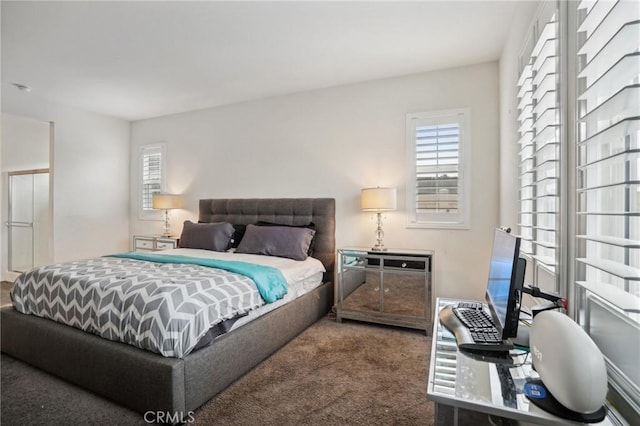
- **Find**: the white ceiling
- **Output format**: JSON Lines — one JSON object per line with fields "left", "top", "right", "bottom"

{"left": 2, "top": 1, "right": 527, "bottom": 122}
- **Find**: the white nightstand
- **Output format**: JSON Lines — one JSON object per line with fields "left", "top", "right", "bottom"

{"left": 132, "top": 235, "right": 179, "bottom": 252}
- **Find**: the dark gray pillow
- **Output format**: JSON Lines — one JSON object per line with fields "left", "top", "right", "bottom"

{"left": 179, "top": 221, "right": 234, "bottom": 251}
{"left": 255, "top": 221, "right": 316, "bottom": 255}
{"left": 235, "top": 224, "right": 316, "bottom": 261}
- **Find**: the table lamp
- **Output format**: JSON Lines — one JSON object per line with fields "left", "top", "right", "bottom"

{"left": 152, "top": 193, "right": 183, "bottom": 237}
{"left": 361, "top": 187, "right": 396, "bottom": 251}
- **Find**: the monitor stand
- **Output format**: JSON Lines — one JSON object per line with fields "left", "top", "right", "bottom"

{"left": 512, "top": 324, "right": 529, "bottom": 348}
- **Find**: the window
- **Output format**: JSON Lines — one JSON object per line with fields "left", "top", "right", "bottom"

{"left": 514, "top": 2, "right": 640, "bottom": 421}
{"left": 516, "top": 7, "right": 561, "bottom": 294}
{"left": 406, "top": 109, "right": 470, "bottom": 229}
{"left": 573, "top": 0, "right": 640, "bottom": 415}
{"left": 139, "top": 143, "right": 165, "bottom": 219}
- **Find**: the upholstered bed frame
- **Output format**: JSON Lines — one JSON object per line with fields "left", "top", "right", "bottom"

{"left": 1, "top": 198, "right": 335, "bottom": 417}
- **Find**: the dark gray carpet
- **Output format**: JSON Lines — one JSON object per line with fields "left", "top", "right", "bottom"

{"left": 1, "top": 354, "right": 144, "bottom": 425}
{"left": 1, "top": 317, "right": 434, "bottom": 425}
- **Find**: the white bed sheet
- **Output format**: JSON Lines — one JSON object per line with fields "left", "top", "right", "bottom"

{"left": 158, "top": 248, "right": 325, "bottom": 285}
{"left": 154, "top": 248, "right": 326, "bottom": 333}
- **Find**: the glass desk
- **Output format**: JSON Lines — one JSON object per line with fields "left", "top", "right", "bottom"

{"left": 427, "top": 298, "right": 612, "bottom": 426}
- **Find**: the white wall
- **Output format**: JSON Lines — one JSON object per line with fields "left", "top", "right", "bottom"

{"left": 131, "top": 62, "right": 501, "bottom": 300}
{"left": 1, "top": 90, "right": 131, "bottom": 262}
{"left": 1, "top": 113, "right": 50, "bottom": 171}
{"left": 498, "top": 1, "right": 539, "bottom": 232}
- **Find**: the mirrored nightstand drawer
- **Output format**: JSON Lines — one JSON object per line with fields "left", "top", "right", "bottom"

{"left": 132, "top": 235, "right": 178, "bottom": 252}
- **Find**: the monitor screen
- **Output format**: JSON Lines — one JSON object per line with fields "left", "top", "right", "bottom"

{"left": 485, "top": 228, "right": 524, "bottom": 339}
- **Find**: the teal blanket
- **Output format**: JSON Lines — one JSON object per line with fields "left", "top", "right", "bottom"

{"left": 108, "top": 252, "right": 287, "bottom": 303}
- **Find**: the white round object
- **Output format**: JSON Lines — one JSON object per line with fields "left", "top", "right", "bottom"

{"left": 529, "top": 311, "right": 608, "bottom": 414}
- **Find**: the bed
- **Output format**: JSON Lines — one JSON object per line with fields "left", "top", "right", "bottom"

{"left": 0, "top": 198, "right": 335, "bottom": 418}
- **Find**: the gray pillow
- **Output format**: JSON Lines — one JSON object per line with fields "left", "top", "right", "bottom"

{"left": 236, "top": 224, "right": 316, "bottom": 261}
{"left": 179, "top": 221, "right": 234, "bottom": 251}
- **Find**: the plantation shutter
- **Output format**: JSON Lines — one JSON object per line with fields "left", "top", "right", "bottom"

{"left": 140, "top": 145, "right": 163, "bottom": 212}
{"left": 516, "top": 10, "right": 561, "bottom": 293}
{"left": 415, "top": 122, "right": 460, "bottom": 214}
{"left": 406, "top": 110, "right": 470, "bottom": 229}
{"left": 574, "top": 0, "right": 640, "bottom": 412}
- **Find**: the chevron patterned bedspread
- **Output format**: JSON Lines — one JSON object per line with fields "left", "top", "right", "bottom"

{"left": 10, "top": 256, "right": 277, "bottom": 358}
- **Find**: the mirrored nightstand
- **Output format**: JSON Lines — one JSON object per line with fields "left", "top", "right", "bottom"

{"left": 336, "top": 248, "right": 434, "bottom": 334}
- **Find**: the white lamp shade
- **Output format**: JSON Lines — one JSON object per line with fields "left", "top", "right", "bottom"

{"left": 152, "top": 194, "right": 183, "bottom": 210}
{"left": 361, "top": 187, "right": 397, "bottom": 211}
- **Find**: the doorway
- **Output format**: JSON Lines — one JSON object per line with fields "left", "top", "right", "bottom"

{"left": 6, "top": 169, "right": 51, "bottom": 274}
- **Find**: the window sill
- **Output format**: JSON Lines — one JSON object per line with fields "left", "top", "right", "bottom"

{"left": 406, "top": 221, "right": 470, "bottom": 230}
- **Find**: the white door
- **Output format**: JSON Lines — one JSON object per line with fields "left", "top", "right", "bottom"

{"left": 7, "top": 170, "right": 50, "bottom": 275}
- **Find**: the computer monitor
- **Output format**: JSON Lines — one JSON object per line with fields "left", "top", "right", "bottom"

{"left": 485, "top": 228, "right": 526, "bottom": 340}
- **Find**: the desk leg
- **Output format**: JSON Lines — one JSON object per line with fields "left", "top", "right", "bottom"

{"left": 435, "top": 402, "right": 512, "bottom": 425}
{"left": 434, "top": 402, "right": 458, "bottom": 426}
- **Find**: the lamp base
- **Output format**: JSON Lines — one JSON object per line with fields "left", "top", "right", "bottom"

{"left": 162, "top": 209, "right": 171, "bottom": 238}
{"left": 371, "top": 212, "right": 387, "bottom": 252}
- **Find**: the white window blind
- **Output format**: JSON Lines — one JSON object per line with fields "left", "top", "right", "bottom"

{"left": 416, "top": 123, "right": 460, "bottom": 213}
{"left": 139, "top": 144, "right": 165, "bottom": 218}
{"left": 406, "top": 109, "right": 470, "bottom": 229}
{"left": 574, "top": 0, "right": 640, "bottom": 414}
{"left": 517, "top": 11, "right": 560, "bottom": 292}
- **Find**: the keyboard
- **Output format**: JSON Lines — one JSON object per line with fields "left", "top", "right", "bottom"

{"left": 438, "top": 303, "right": 513, "bottom": 352}
{"left": 452, "top": 304, "right": 502, "bottom": 344}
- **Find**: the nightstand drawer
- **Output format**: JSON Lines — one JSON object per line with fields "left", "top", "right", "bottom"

{"left": 135, "top": 239, "right": 154, "bottom": 250}
{"left": 367, "top": 258, "right": 426, "bottom": 271}
{"left": 132, "top": 235, "right": 179, "bottom": 252}
{"left": 156, "top": 241, "right": 177, "bottom": 250}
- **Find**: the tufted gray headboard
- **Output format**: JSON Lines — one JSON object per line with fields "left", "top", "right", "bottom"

{"left": 199, "top": 198, "right": 336, "bottom": 280}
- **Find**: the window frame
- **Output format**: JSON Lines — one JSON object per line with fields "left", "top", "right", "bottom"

{"left": 405, "top": 108, "right": 471, "bottom": 229}
{"left": 138, "top": 143, "right": 166, "bottom": 220}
